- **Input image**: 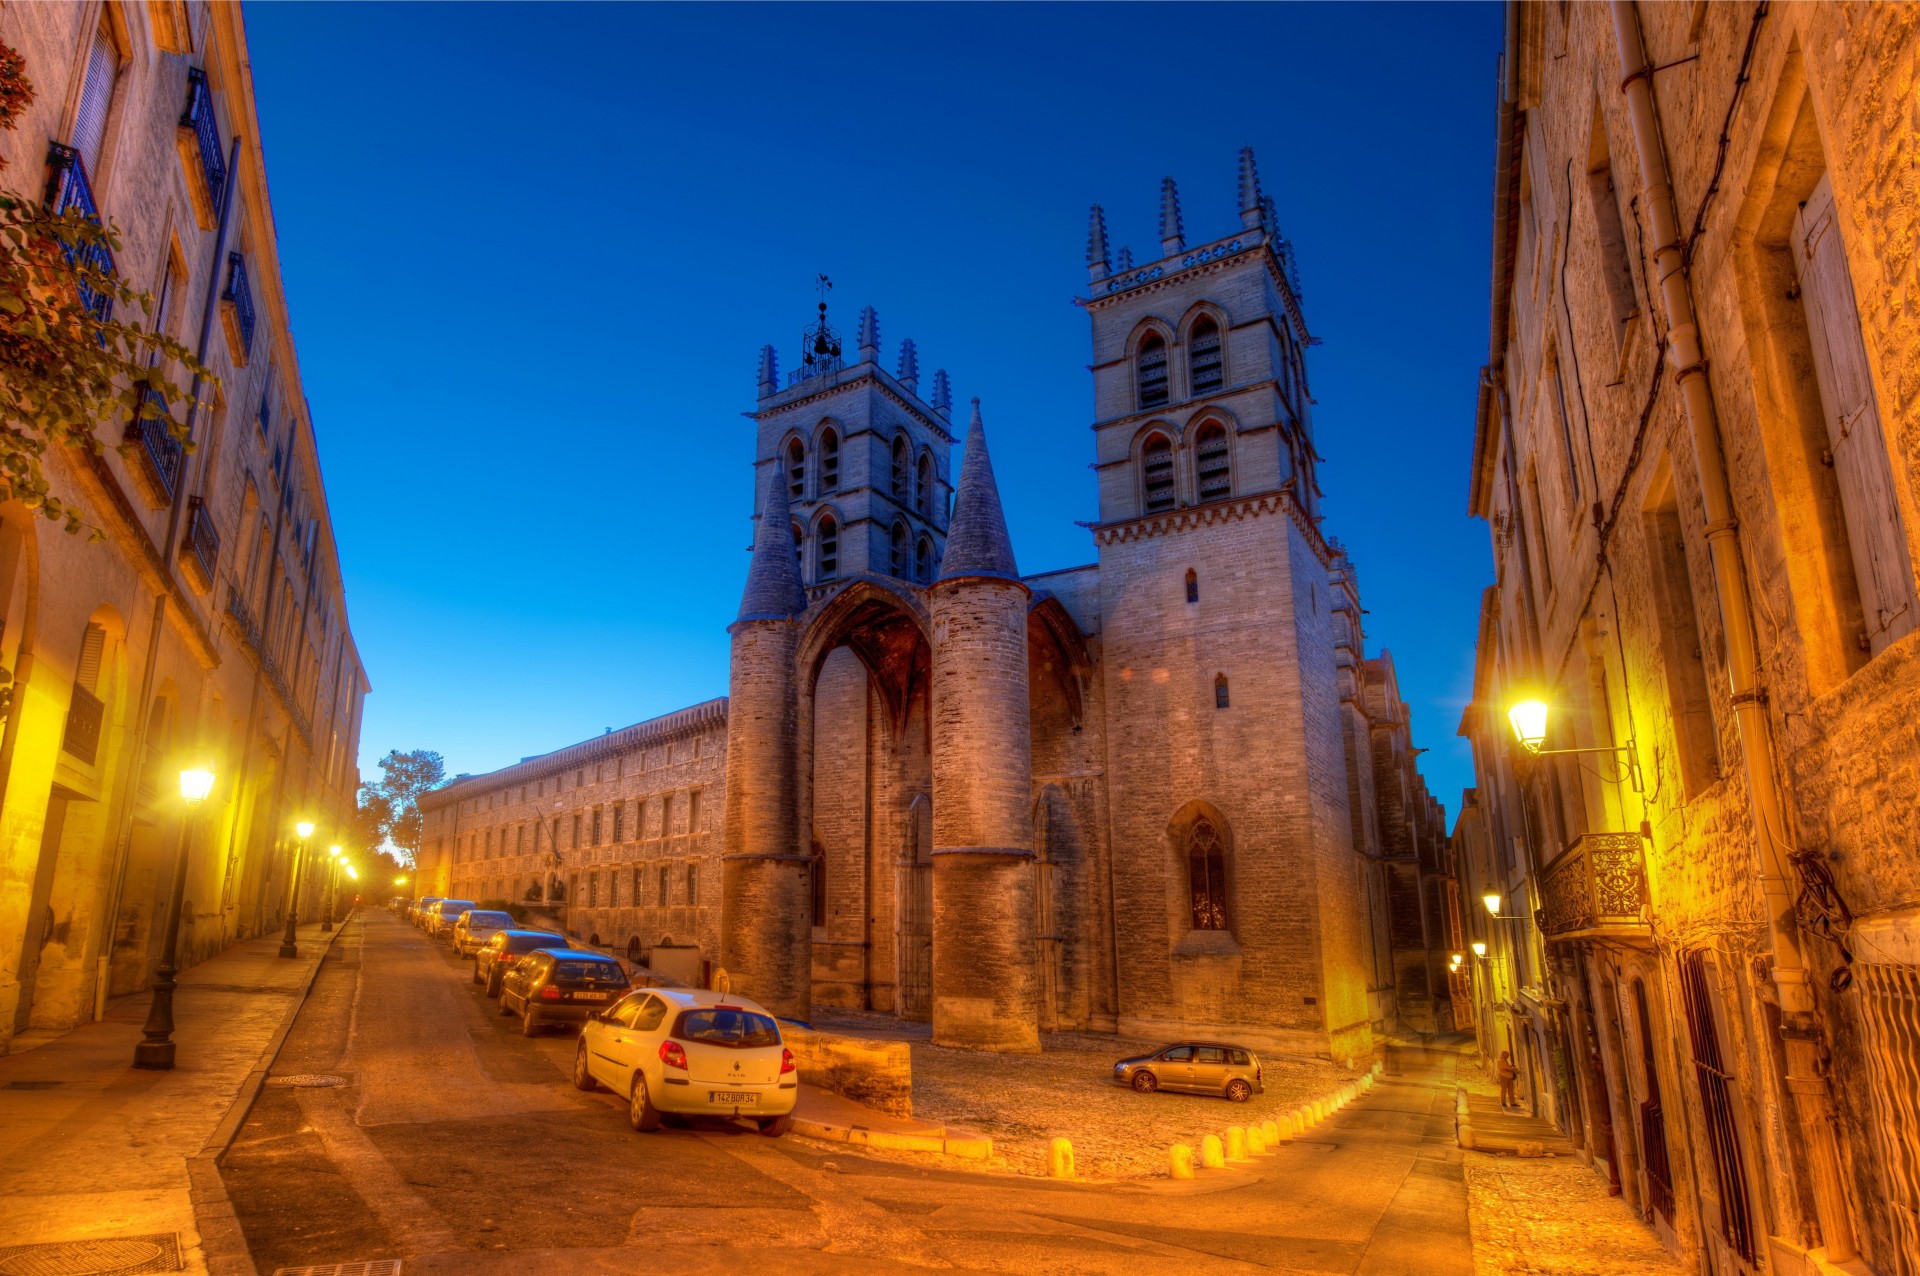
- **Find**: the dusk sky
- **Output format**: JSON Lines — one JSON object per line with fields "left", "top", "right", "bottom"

{"left": 244, "top": 2, "right": 1504, "bottom": 813}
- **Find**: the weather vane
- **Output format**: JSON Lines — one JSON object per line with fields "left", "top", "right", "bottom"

{"left": 798, "top": 273, "right": 843, "bottom": 381}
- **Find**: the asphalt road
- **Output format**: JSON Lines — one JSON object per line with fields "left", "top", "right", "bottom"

{"left": 218, "top": 910, "right": 1473, "bottom": 1274}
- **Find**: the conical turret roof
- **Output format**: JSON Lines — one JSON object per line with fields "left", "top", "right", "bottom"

{"left": 937, "top": 400, "right": 1019, "bottom": 583}
{"left": 736, "top": 465, "right": 807, "bottom": 621}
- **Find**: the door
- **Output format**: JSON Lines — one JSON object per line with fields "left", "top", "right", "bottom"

{"left": 1191, "top": 1046, "right": 1230, "bottom": 1095}
{"left": 1157, "top": 1045, "right": 1196, "bottom": 1092}
{"left": 895, "top": 794, "right": 933, "bottom": 1021}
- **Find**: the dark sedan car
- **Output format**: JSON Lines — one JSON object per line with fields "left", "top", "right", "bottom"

{"left": 1113, "top": 1042, "right": 1263, "bottom": 1102}
{"left": 498, "top": 948, "right": 630, "bottom": 1037}
{"left": 473, "top": 929, "right": 572, "bottom": 996}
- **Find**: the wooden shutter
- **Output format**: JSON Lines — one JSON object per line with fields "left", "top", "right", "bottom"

{"left": 1794, "top": 174, "right": 1917, "bottom": 653}
{"left": 73, "top": 25, "right": 118, "bottom": 178}
{"left": 76, "top": 623, "right": 107, "bottom": 692}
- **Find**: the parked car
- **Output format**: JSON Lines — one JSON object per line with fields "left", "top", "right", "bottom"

{"left": 424, "top": 899, "right": 476, "bottom": 938}
{"left": 409, "top": 897, "right": 441, "bottom": 927}
{"left": 452, "top": 909, "right": 516, "bottom": 956}
{"left": 473, "top": 929, "right": 572, "bottom": 995}
{"left": 574, "top": 987, "right": 797, "bottom": 1135}
{"left": 1112, "top": 1042, "right": 1262, "bottom": 1102}
{"left": 498, "top": 948, "right": 630, "bottom": 1036}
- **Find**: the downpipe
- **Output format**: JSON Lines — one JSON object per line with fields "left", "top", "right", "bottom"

{"left": 1609, "top": 1, "right": 1856, "bottom": 1261}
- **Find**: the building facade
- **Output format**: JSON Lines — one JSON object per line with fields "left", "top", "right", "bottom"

{"left": 424, "top": 151, "right": 1450, "bottom": 1064}
{"left": 1456, "top": 4, "right": 1920, "bottom": 1274}
{"left": 0, "top": 3, "right": 368, "bottom": 1053}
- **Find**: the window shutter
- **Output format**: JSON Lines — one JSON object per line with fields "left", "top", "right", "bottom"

{"left": 76, "top": 623, "right": 107, "bottom": 692}
{"left": 73, "top": 26, "right": 117, "bottom": 178}
{"left": 1794, "top": 174, "right": 1917, "bottom": 653}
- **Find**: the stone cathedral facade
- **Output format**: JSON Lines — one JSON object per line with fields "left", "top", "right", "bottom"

{"left": 422, "top": 150, "right": 1450, "bottom": 1061}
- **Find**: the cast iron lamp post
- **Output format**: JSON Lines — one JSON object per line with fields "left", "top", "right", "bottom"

{"left": 133, "top": 766, "right": 216, "bottom": 1069}
{"left": 278, "top": 819, "right": 315, "bottom": 958}
{"left": 321, "top": 845, "right": 341, "bottom": 931}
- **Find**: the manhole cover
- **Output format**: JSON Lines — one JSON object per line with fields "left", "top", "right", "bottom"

{"left": 4, "top": 1080, "right": 62, "bottom": 1090}
{"left": 264, "top": 1074, "right": 346, "bottom": 1088}
{"left": 0, "top": 1234, "right": 182, "bottom": 1276}
{"left": 272, "top": 1263, "right": 401, "bottom": 1276}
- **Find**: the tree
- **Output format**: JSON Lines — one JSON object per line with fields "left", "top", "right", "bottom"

{"left": 357, "top": 748, "right": 444, "bottom": 866}
{"left": 0, "top": 41, "right": 216, "bottom": 538}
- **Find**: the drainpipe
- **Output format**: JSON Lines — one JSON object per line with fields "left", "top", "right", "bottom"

{"left": 1609, "top": 2, "right": 1855, "bottom": 1260}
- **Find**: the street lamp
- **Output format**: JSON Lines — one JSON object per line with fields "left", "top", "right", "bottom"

{"left": 1483, "top": 892, "right": 1503, "bottom": 916}
{"left": 1505, "top": 696, "right": 1642, "bottom": 790}
{"left": 322, "top": 845, "right": 341, "bottom": 932}
{"left": 279, "top": 819, "right": 316, "bottom": 958}
{"left": 1472, "top": 941, "right": 1489, "bottom": 958}
{"left": 134, "top": 766, "right": 216, "bottom": 1069}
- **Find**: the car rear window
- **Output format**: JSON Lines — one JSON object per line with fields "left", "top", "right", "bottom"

{"left": 467, "top": 912, "right": 512, "bottom": 926}
{"left": 672, "top": 1007, "right": 780, "bottom": 1048}
{"left": 551, "top": 960, "right": 625, "bottom": 984}
{"left": 438, "top": 900, "right": 475, "bottom": 914}
{"left": 506, "top": 934, "right": 565, "bottom": 953}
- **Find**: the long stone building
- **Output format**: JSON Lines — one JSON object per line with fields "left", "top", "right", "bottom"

{"left": 1454, "top": 4, "right": 1920, "bottom": 1274}
{"left": 422, "top": 153, "right": 1448, "bottom": 1061}
{"left": 0, "top": 3, "right": 368, "bottom": 1053}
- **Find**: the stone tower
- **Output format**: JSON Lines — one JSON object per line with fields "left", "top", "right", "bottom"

{"left": 928, "top": 402, "right": 1039, "bottom": 1051}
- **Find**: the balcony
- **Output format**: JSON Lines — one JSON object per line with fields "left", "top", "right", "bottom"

{"left": 220, "top": 251, "right": 255, "bottom": 363}
{"left": 176, "top": 68, "right": 226, "bottom": 228}
{"left": 43, "top": 143, "right": 115, "bottom": 324}
{"left": 182, "top": 496, "right": 220, "bottom": 591}
{"left": 62, "top": 684, "right": 103, "bottom": 765}
{"left": 122, "top": 390, "right": 184, "bottom": 505}
{"left": 1538, "top": 831, "right": 1651, "bottom": 944}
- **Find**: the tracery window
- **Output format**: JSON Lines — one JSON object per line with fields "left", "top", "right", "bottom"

{"left": 786, "top": 439, "right": 806, "bottom": 500}
{"left": 916, "top": 535, "right": 933, "bottom": 583}
{"left": 1188, "top": 318, "right": 1223, "bottom": 396}
{"left": 791, "top": 522, "right": 805, "bottom": 569}
{"left": 1142, "top": 433, "right": 1175, "bottom": 513}
{"left": 1188, "top": 817, "right": 1229, "bottom": 931}
{"left": 892, "top": 435, "right": 910, "bottom": 499}
{"left": 820, "top": 428, "right": 840, "bottom": 492}
{"left": 917, "top": 453, "right": 934, "bottom": 517}
{"left": 891, "top": 520, "right": 910, "bottom": 577}
{"left": 1137, "top": 334, "right": 1169, "bottom": 409}
{"left": 1195, "top": 422, "right": 1231, "bottom": 502}
{"left": 817, "top": 515, "right": 839, "bottom": 579}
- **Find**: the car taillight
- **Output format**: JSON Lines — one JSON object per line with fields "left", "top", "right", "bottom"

{"left": 780, "top": 1047, "right": 796, "bottom": 1076}
{"left": 539, "top": 985, "right": 562, "bottom": 1001}
{"left": 1255, "top": 1064, "right": 1263, "bottom": 1082}
{"left": 660, "top": 1040, "right": 688, "bottom": 1071}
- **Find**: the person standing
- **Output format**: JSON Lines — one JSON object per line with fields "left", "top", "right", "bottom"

{"left": 1497, "top": 1050, "right": 1519, "bottom": 1107}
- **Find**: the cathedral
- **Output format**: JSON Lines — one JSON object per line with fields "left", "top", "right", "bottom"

{"left": 420, "top": 149, "right": 1451, "bottom": 1062}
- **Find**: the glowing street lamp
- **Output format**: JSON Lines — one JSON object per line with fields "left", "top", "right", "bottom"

{"left": 296, "top": 819, "right": 316, "bottom": 840}
{"left": 1483, "top": 892, "right": 1503, "bottom": 916}
{"left": 134, "top": 766, "right": 216, "bottom": 1069}
{"left": 280, "top": 818, "right": 317, "bottom": 958}
{"left": 1472, "top": 941, "right": 1488, "bottom": 958}
{"left": 1507, "top": 699, "right": 1549, "bottom": 752}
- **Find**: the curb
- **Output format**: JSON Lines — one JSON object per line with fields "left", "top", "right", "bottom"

{"left": 791, "top": 1116, "right": 993, "bottom": 1161}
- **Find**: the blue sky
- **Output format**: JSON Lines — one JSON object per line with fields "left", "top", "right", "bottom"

{"left": 245, "top": 1, "right": 1502, "bottom": 813}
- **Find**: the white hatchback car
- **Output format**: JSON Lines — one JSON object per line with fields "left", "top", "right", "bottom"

{"left": 451, "top": 909, "right": 515, "bottom": 956}
{"left": 573, "top": 988, "right": 797, "bottom": 1135}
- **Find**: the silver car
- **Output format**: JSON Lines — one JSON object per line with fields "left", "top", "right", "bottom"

{"left": 452, "top": 909, "right": 515, "bottom": 956}
{"left": 1113, "top": 1042, "right": 1264, "bottom": 1102}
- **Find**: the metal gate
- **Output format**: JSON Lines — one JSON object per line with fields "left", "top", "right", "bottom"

{"left": 895, "top": 794, "right": 932, "bottom": 1021}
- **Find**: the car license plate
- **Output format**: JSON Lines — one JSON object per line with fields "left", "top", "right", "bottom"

{"left": 574, "top": 991, "right": 610, "bottom": 1001}
{"left": 710, "top": 1091, "right": 758, "bottom": 1105}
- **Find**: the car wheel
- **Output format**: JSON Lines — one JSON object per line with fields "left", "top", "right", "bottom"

{"left": 1225, "top": 1079, "right": 1253, "bottom": 1103}
{"left": 471, "top": 962, "right": 483, "bottom": 985}
{"left": 1131, "top": 1070, "right": 1158, "bottom": 1094}
{"left": 487, "top": 971, "right": 503, "bottom": 998}
{"left": 628, "top": 1072, "right": 661, "bottom": 1132}
{"left": 758, "top": 1114, "right": 793, "bottom": 1137}
{"left": 573, "top": 1042, "right": 598, "bottom": 1092}
{"left": 521, "top": 1005, "right": 542, "bottom": 1037}
{"left": 500, "top": 992, "right": 516, "bottom": 1017}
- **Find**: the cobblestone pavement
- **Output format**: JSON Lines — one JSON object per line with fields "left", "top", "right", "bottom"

{"left": 813, "top": 1009, "right": 1360, "bottom": 1179}
{"left": 1464, "top": 1151, "right": 1682, "bottom": 1275}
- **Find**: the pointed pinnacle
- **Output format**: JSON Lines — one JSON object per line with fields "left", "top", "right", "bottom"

{"left": 1159, "top": 177, "right": 1184, "bottom": 254}
{"left": 1086, "top": 204, "right": 1111, "bottom": 282}
{"left": 1238, "top": 147, "right": 1264, "bottom": 228}
{"left": 931, "top": 368, "right": 952, "bottom": 415}
{"left": 897, "top": 337, "right": 919, "bottom": 388}
{"left": 857, "top": 305, "right": 880, "bottom": 361}
{"left": 756, "top": 344, "right": 778, "bottom": 396}
{"left": 937, "top": 398, "right": 1018, "bottom": 582}
{"left": 736, "top": 464, "right": 807, "bottom": 621}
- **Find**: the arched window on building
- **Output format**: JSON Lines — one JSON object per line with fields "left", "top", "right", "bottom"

{"left": 915, "top": 535, "right": 933, "bottom": 583}
{"left": 1215, "top": 674, "right": 1230, "bottom": 709}
{"left": 891, "top": 520, "right": 909, "bottom": 577}
{"left": 786, "top": 439, "right": 806, "bottom": 500}
{"left": 790, "top": 521, "right": 805, "bottom": 570}
{"left": 1185, "top": 569, "right": 1198, "bottom": 604}
{"left": 816, "top": 515, "right": 838, "bottom": 579}
{"left": 916, "top": 453, "right": 934, "bottom": 517}
{"left": 1195, "top": 422, "right": 1231, "bottom": 502}
{"left": 892, "top": 435, "right": 910, "bottom": 499}
{"left": 1137, "top": 333, "right": 1169, "bottom": 409}
{"left": 1142, "top": 433, "right": 1176, "bottom": 514}
{"left": 820, "top": 428, "right": 840, "bottom": 492}
{"left": 1188, "top": 817, "right": 1229, "bottom": 931}
{"left": 1188, "top": 317, "right": 1223, "bottom": 396}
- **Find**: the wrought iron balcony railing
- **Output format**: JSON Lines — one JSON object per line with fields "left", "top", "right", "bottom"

{"left": 178, "top": 68, "right": 226, "bottom": 219}
{"left": 124, "top": 390, "right": 184, "bottom": 502}
{"left": 221, "top": 251, "right": 255, "bottom": 360}
{"left": 62, "top": 683, "right": 104, "bottom": 764}
{"left": 182, "top": 495, "right": 220, "bottom": 589}
{"left": 43, "top": 143, "right": 115, "bottom": 324}
{"left": 1537, "top": 831, "right": 1649, "bottom": 941}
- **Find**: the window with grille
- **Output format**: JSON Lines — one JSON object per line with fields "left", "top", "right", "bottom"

{"left": 658, "top": 865, "right": 669, "bottom": 905}
{"left": 1185, "top": 569, "right": 1198, "bottom": 604}
{"left": 1137, "top": 335, "right": 1169, "bottom": 409}
{"left": 891, "top": 521, "right": 909, "bottom": 577}
{"left": 687, "top": 864, "right": 698, "bottom": 907}
{"left": 608, "top": 871, "right": 619, "bottom": 908}
{"left": 1188, "top": 817, "right": 1229, "bottom": 931}
{"left": 688, "top": 790, "right": 700, "bottom": 834}
{"left": 612, "top": 804, "right": 624, "bottom": 843}
{"left": 592, "top": 808, "right": 602, "bottom": 846}
{"left": 1677, "top": 950, "right": 1757, "bottom": 1264}
{"left": 917, "top": 454, "right": 934, "bottom": 516}
{"left": 817, "top": 515, "right": 838, "bottom": 578}
{"left": 787, "top": 439, "right": 805, "bottom": 500}
{"left": 1195, "top": 423, "right": 1231, "bottom": 502}
{"left": 632, "top": 867, "right": 642, "bottom": 904}
{"left": 1632, "top": 979, "right": 1676, "bottom": 1225}
{"left": 1189, "top": 319, "right": 1224, "bottom": 395}
{"left": 916, "top": 536, "right": 933, "bottom": 583}
{"left": 893, "top": 435, "right": 910, "bottom": 499}
{"left": 1215, "top": 674, "right": 1230, "bottom": 709}
{"left": 1142, "top": 434, "right": 1175, "bottom": 513}
{"left": 572, "top": 813, "right": 582, "bottom": 848}
{"left": 820, "top": 428, "right": 839, "bottom": 492}
{"left": 589, "top": 872, "right": 599, "bottom": 907}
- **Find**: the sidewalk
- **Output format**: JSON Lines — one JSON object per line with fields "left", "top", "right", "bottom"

{"left": 0, "top": 921, "right": 339, "bottom": 1273}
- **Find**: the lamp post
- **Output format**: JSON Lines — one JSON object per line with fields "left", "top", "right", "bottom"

{"left": 134, "top": 766, "right": 216, "bottom": 1069}
{"left": 279, "top": 819, "right": 315, "bottom": 958}
{"left": 1505, "top": 696, "right": 1642, "bottom": 791}
{"left": 321, "top": 845, "right": 341, "bottom": 932}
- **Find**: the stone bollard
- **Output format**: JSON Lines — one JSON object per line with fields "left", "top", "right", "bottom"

{"left": 1373, "top": 1061, "right": 1383, "bottom": 1077}
{"left": 1170, "top": 1143, "right": 1195, "bottom": 1180}
{"left": 1201, "top": 1134, "right": 1225, "bottom": 1169}
{"left": 1246, "top": 1126, "right": 1267, "bottom": 1155}
{"left": 1263, "top": 1118, "right": 1282, "bottom": 1145}
{"left": 1312, "top": 1099, "right": 1327, "bottom": 1123}
{"left": 1048, "top": 1137, "right": 1075, "bottom": 1179}
{"left": 1226, "top": 1126, "right": 1248, "bottom": 1162}
{"left": 1360, "top": 1073, "right": 1373, "bottom": 1092}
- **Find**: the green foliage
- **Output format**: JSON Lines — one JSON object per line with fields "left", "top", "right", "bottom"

{"left": 0, "top": 42, "right": 216, "bottom": 537}
{"left": 357, "top": 748, "right": 445, "bottom": 863}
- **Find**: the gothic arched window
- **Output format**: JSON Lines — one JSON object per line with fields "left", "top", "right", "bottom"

{"left": 816, "top": 514, "right": 838, "bottom": 579}
{"left": 1142, "top": 433, "right": 1175, "bottom": 514}
{"left": 1215, "top": 674, "right": 1230, "bottom": 709}
{"left": 893, "top": 435, "right": 910, "bottom": 499}
{"left": 891, "top": 520, "right": 909, "bottom": 577}
{"left": 1189, "top": 318, "right": 1223, "bottom": 396}
{"left": 1185, "top": 568, "right": 1198, "bottom": 604}
{"left": 1137, "top": 334, "right": 1169, "bottom": 409}
{"left": 915, "top": 535, "right": 933, "bottom": 583}
{"left": 917, "top": 453, "right": 934, "bottom": 517}
{"left": 1188, "top": 817, "right": 1229, "bottom": 931}
{"left": 820, "top": 428, "right": 840, "bottom": 492}
{"left": 786, "top": 438, "right": 806, "bottom": 500}
{"left": 1195, "top": 422, "right": 1231, "bottom": 503}
{"left": 790, "top": 522, "right": 805, "bottom": 570}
